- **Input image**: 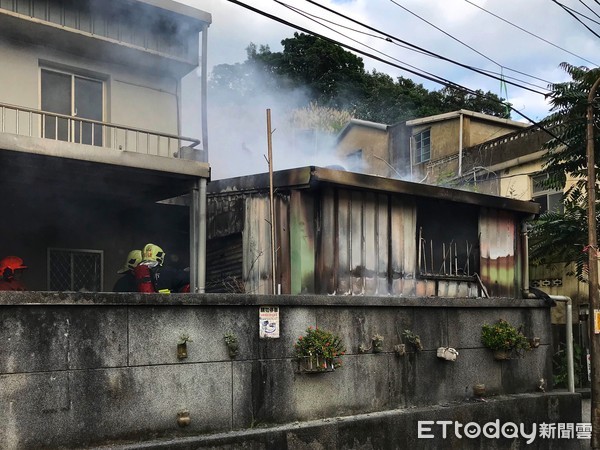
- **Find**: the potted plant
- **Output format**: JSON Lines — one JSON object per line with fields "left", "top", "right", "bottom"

{"left": 294, "top": 327, "right": 345, "bottom": 373}
{"left": 481, "top": 319, "right": 530, "bottom": 360}
{"left": 224, "top": 332, "right": 239, "bottom": 358}
{"left": 402, "top": 329, "right": 424, "bottom": 351}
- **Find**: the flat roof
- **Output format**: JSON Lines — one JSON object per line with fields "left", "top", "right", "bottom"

{"left": 136, "top": 0, "right": 212, "bottom": 24}
{"left": 406, "top": 109, "right": 528, "bottom": 128}
{"left": 208, "top": 166, "right": 540, "bottom": 215}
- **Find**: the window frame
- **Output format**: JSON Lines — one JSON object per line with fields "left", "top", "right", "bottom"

{"left": 531, "top": 173, "right": 564, "bottom": 214}
{"left": 47, "top": 247, "right": 104, "bottom": 292}
{"left": 40, "top": 66, "right": 106, "bottom": 146}
{"left": 413, "top": 129, "right": 431, "bottom": 164}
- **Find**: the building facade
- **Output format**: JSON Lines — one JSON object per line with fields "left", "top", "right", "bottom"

{"left": 0, "top": 0, "right": 211, "bottom": 291}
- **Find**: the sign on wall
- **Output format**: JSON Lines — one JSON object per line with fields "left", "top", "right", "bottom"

{"left": 259, "top": 306, "right": 280, "bottom": 338}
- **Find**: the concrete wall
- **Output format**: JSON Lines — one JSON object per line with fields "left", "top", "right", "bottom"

{"left": 336, "top": 126, "right": 390, "bottom": 176}
{"left": 0, "top": 291, "right": 574, "bottom": 449}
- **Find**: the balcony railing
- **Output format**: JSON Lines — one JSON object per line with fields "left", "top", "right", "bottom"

{"left": 0, "top": 101, "right": 203, "bottom": 160}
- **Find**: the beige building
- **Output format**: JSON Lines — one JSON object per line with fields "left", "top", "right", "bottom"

{"left": 0, "top": 0, "right": 211, "bottom": 291}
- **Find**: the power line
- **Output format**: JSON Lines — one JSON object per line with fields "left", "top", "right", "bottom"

{"left": 280, "top": 0, "right": 546, "bottom": 92}
{"left": 298, "top": 0, "right": 547, "bottom": 96}
{"left": 386, "top": 0, "right": 552, "bottom": 87}
{"left": 578, "top": 0, "right": 600, "bottom": 21}
{"left": 463, "top": 0, "right": 599, "bottom": 67}
{"left": 221, "top": 0, "right": 572, "bottom": 150}
{"left": 552, "top": 0, "right": 600, "bottom": 40}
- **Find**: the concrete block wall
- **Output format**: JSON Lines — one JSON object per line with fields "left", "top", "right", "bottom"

{"left": 0, "top": 292, "right": 557, "bottom": 449}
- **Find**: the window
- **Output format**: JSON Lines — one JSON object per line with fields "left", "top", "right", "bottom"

{"left": 41, "top": 68, "right": 104, "bottom": 146}
{"left": 532, "top": 173, "right": 563, "bottom": 214}
{"left": 416, "top": 200, "right": 479, "bottom": 278}
{"left": 345, "top": 149, "right": 363, "bottom": 170}
{"left": 413, "top": 129, "right": 431, "bottom": 164}
{"left": 48, "top": 248, "right": 103, "bottom": 291}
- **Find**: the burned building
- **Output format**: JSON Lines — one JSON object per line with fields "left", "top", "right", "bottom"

{"left": 207, "top": 166, "right": 540, "bottom": 298}
{"left": 0, "top": 0, "right": 211, "bottom": 291}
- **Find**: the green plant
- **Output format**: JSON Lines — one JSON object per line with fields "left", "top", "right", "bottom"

{"left": 294, "top": 327, "right": 346, "bottom": 369}
{"left": 178, "top": 333, "right": 192, "bottom": 345}
{"left": 372, "top": 333, "right": 384, "bottom": 353}
{"left": 480, "top": 319, "right": 530, "bottom": 356}
{"left": 224, "top": 332, "right": 239, "bottom": 358}
{"left": 553, "top": 342, "right": 583, "bottom": 388}
{"left": 402, "top": 329, "right": 423, "bottom": 351}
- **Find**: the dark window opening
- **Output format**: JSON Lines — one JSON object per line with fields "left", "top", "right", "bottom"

{"left": 416, "top": 200, "right": 479, "bottom": 278}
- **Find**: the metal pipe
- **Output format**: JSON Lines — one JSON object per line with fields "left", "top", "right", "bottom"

{"left": 551, "top": 295, "right": 575, "bottom": 393}
{"left": 201, "top": 23, "right": 209, "bottom": 157}
{"left": 458, "top": 112, "right": 463, "bottom": 176}
{"left": 521, "top": 222, "right": 530, "bottom": 297}
{"left": 198, "top": 178, "right": 207, "bottom": 293}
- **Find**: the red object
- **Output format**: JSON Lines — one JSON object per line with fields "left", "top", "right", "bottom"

{"left": 0, "top": 279, "right": 27, "bottom": 291}
{"left": 133, "top": 264, "right": 155, "bottom": 293}
{"left": 180, "top": 284, "right": 190, "bottom": 293}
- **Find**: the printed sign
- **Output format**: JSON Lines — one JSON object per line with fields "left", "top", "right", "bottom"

{"left": 259, "top": 306, "right": 279, "bottom": 339}
{"left": 595, "top": 310, "right": 600, "bottom": 334}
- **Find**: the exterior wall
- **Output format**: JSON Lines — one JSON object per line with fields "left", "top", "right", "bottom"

{"left": 208, "top": 185, "right": 526, "bottom": 299}
{"left": 0, "top": 39, "right": 180, "bottom": 138}
{"left": 336, "top": 126, "right": 390, "bottom": 176}
{"left": 0, "top": 292, "right": 558, "bottom": 449}
{"left": 413, "top": 117, "right": 525, "bottom": 183}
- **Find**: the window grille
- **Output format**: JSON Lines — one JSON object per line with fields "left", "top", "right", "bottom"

{"left": 47, "top": 248, "right": 103, "bottom": 292}
{"left": 413, "top": 129, "right": 431, "bottom": 164}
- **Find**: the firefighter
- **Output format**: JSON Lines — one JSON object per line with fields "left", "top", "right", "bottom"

{"left": 113, "top": 249, "right": 142, "bottom": 292}
{"left": 134, "top": 243, "right": 190, "bottom": 293}
{"left": 0, "top": 256, "right": 28, "bottom": 291}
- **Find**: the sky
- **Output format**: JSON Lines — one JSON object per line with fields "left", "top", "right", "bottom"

{"left": 178, "top": 0, "right": 600, "bottom": 179}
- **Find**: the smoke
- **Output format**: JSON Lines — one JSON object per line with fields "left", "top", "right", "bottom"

{"left": 182, "top": 59, "right": 364, "bottom": 180}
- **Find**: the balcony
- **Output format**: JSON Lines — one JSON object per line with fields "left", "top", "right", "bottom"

{"left": 0, "top": 101, "right": 209, "bottom": 203}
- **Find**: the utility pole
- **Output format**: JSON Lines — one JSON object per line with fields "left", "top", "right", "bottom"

{"left": 587, "top": 75, "right": 600, "bottom": 449}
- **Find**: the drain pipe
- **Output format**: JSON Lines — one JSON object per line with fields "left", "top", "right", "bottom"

{"left": 521, "top": 221, "right": 531, "bottom": 298}
{"left": 521, "top": 222, "right": 574, "bottom": 392}
{"left": 550, "top": 295, "right": 575, "bottom": 393}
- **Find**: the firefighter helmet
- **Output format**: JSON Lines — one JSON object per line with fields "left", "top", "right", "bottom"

{"left": 143, "top": 243, "right": 165, "bottom": 265}
{"left": 0, "top": 256, "right": 27, "bottom": 280}
{"left": 117, "top": 249, "right": 142, "bottom": 274}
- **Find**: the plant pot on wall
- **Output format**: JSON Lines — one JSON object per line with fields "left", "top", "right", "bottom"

{"left": 297, "top": 355, "right": 336, "bottom": 373}
{"left": 493, "top": 350, "right": 511, "bottom": 361}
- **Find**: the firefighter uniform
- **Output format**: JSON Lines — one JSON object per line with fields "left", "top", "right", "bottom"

{"left": 0, "top": 256, "right": 28, "bottom": 291}
{"left": 134, "top": 244, "right": 190, "bottom": 293}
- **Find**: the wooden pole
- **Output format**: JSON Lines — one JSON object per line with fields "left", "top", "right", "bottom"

{"left": 266, "top": 109, "right": 277, "bottom": 295}
{"left": 587, "top": 76, "right": 600, "bottom": 449}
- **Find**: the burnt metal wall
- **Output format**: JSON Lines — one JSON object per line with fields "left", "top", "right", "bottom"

{"left": 208, "top": 184, "right": 524, "bottom": 298}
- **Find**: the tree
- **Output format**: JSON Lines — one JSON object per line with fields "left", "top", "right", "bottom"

{"left": 529, "top": 63, "right": 600, "bottom": 280}
{"left": 209, "top": 33, "right": 510, "bottom": 124}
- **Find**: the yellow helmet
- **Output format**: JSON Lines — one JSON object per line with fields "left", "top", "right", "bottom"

{"left": 117, "top": 250, "right": 142, "bottom": 274}
{"left": 143, "top": 243, "right": 165, "bottom": 265}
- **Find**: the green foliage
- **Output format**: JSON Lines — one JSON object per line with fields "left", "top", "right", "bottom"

{"left": 209, "top": 33, "right": 511, "bottom": 123}
{"left": 481, "top": 319, "right": 530, "bottom": 355}
{"left": 402, "top": 329, "right": 423, "bottom": 351}
{"left": 528, "top": 63, "right": 600, "bottom": 280}
{"left": 529, "top": 188, "right": 596, "bottom": 282}
{"left": 294, "top": 327, "right": 345, "bottom": 368}
{"left": 552, "top": 342, "right": 583, "bottom": 388}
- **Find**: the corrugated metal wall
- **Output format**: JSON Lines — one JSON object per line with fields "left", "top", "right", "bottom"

{"left": 479, "top": 208, "right": 519, "bottom": 298}
{"left": 209, "top": 188, "right": 522, "bottom": 299}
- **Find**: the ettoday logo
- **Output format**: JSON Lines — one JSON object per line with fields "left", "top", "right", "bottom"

{"left": 418, "top": 420, "right": 591, "bottom": 443}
